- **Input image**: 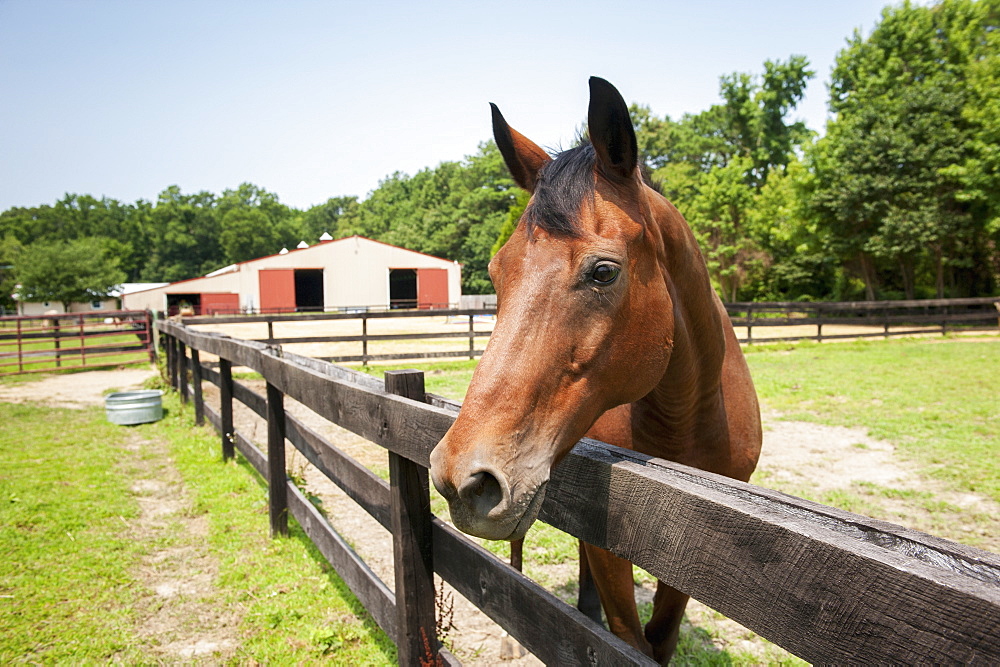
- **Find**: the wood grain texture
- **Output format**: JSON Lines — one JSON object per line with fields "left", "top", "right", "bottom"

{"left": 386, "top": 371, "right": 438, "bottom": 666}
{"left": 266, "top": 382, "right": 288, "bottom": 538}
{"left": 540, "top": 440, "right": 1000, "bottom": 664}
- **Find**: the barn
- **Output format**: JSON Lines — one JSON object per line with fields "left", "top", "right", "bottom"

{"left": 123, "top": 235, "right": 462, "bottom": 315}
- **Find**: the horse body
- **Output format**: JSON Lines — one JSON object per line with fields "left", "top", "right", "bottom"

{"left": 429, "top": 78, "right": 761, "bottom": 663}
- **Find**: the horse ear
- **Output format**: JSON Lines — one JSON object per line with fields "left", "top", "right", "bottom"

{"left": 588, "top": 77, "right": 638, "bottom": 183}
{"left": 491, "top": 103, "right": 551, "bottom": 193}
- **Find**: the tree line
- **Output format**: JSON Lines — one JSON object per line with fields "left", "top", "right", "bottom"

{"left": 2, "top": 0, "right": 997, "bottom": 311}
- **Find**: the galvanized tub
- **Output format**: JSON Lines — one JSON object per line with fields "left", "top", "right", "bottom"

{"left": 105, "top": 390, "right": 163, "bottom": 425}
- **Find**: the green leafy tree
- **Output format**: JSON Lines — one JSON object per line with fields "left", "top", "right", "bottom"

{"left": 633, "top": 57, "right": 815, "bottom": 300}
{"left": 14, "top": 238, "right": 126, "bottom": 310}
{"left": 813, "top": 0, "right": 998, "bottom": 298}
{"left": 141, "top": 186, "right": 223, "bottom": 281}
{"left": 0, "top": 235, "right": 24, "bottom": 312}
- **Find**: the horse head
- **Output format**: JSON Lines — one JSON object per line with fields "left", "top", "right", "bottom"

{"left": 429, "top": 78, "right": 681, "bottom": 540}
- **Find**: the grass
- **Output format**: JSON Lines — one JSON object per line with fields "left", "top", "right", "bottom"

{"left": 0, "top": 391, "right": 394, "bottom": 664}
{"left": 744, "top": 337, "right": 1000, "bottom": 503}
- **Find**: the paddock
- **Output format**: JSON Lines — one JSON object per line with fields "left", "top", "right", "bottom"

{"left": 156, "top": 318, "right": 1000, "bottom": 665}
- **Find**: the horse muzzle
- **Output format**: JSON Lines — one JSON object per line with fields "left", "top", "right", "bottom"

{"left": 429, "top": 444, "right": 549, "bottom": 541}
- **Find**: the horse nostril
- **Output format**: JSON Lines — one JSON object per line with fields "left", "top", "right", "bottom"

{"left": 458, "top": 470, "right": 506, "bottom": 517}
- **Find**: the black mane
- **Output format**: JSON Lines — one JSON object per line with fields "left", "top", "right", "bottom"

{"left": 523, "top": 143, "right": 596, "bottom": 237}
{"left": 522, "top": 141, "right": 660, "bottom": 236}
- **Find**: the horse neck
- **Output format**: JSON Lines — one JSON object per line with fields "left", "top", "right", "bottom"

{"left": 633, "top": 194, "right": 731, "bottom": 457}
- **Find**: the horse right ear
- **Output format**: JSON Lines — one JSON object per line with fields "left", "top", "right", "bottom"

{"left": 491, "top": 103, "right": 551, "bottom": 193}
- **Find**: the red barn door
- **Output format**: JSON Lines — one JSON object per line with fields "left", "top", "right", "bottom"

{"left": 259, "top": 269, "right": 295, "bottom": 313}
{"left": 417, "top": 268, "right": 448, "bottom": 309}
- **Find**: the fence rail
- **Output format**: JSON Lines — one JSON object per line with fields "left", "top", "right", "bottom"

{"left": 174, "top": 298, "right": 1000, "bottom": 364}
{"left": 0, "top": 310, "right": 154, "bottom": 376}
{"left": 157, "top": 318, "right": 1000, "bottom": 665}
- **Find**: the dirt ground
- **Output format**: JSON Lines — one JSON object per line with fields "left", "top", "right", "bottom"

{"left": 4, "top": 361, "right": 997, "bottom": 663}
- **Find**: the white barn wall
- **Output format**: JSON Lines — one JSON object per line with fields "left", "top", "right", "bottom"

{"left": 123, "top": 236, "right": 463, "bottom": 313}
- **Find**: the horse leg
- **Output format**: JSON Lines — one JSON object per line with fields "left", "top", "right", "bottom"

{"left": 645, "top": 581, "right": 690, "bottom": 663}
{"left": 577, "top": 540, "right": 602, "bottom": 624}
{"left": 581, "top": 542, "right": 652, "bottom": 657}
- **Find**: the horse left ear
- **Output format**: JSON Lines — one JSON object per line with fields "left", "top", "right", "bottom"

{"left": 492, "top": 103, "right": 551, "bottom": 193}
{"left": 588, "top": 77, "right": 638, "bottom": 183}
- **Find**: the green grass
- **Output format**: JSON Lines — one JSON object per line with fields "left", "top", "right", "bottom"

{"left": 744, "top": 337, "right": 1000, "bottom": 503}
{"left": 0, "top": 393, "right": 394, "bottom": 664}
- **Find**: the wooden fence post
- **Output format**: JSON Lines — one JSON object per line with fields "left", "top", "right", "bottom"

{"left": 266, "top": 381, "right": 289, "bottom": 538}
{"left": 53, "top": 318, "right": 61, "bottom": 367}
{"left": 164, "top": 334, "right": 174, "bottom": 389}
{"left": 746, "top": 304, "right": 753, "bottom": 345}
{"left": 78, "top": 314, "right": 86, "bottom": 367}
{"left": 385, "top": 370, "right": 437, "bottom": 665}
{"left": 468, "top": 312, "right": 475, "bottom": 359}
{"left": 362, "top": 316, "right": 369, "bottom": 364}
{"left": 816, "top": 304, "right": 824, "bottom": 342}
{"left": 191, "top": 347, "right": 204, "bottom": 425}
{"left": 16, "top": 318, "right": 22, "bottom": 373}
{"left": 220, "top": 358, "right": 235, "bottom": 461}
{"left": 178, "top": 340, "right": 189, "bottom": 405}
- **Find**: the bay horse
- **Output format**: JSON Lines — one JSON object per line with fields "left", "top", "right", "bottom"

{"left": 428, "top": 77, "right": 762, "bottom": 663}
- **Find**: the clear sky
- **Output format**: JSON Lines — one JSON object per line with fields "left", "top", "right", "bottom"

{"left": 0, "top": 0, "right": 889, "bottom": 212}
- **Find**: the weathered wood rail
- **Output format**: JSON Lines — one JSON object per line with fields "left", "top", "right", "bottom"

{"left": 176, "top": 297, "right": 1000, "bottom": 364}
{"left": 157, "top": 318, "right": 1000, "bottom": 665}
{"left": 0, "top": 310, "right": 154, "bottom": 376}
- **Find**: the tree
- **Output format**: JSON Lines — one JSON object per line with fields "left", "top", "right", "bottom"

{"left": 140, "top": 186, "right": 223, "bottom": 281}
{"left": 0, "top": 235, "right": 23, "bottom": 312}
{"left": 812, "top": 0, "right": 998, "bottom": 298}
{"left": 14, "top": 238, "right": 126, "bottom": 310}
{"left": 632, "top": 56, "right": 815, "bottom": 300}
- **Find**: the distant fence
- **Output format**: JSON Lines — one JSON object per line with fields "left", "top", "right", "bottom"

{"left": 158, "top": 319, "right": 1000, "bottom": 665}
{"left": 175, "top": 297, "right": 1000, "bottom": 365}
{"left": 727, "top": 296, "right": 1000, "bottom": 343}
{"left": 0, "top": 310, "right": 154, "bottom": 376}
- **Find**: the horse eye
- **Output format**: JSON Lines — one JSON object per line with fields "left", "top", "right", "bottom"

{"left": 591, "top": 263, "right": 620, "bottom": 285}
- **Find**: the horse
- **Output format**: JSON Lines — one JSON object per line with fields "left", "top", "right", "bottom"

{"left": 428, "top": 77, "right": 762, "bottom": 663}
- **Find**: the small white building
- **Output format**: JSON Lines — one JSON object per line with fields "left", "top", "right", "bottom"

{"left": 14, "top": 283, "right": 168, "bottom": 316}
{"left": 123, "top": 235, "right": 462, "bottom": 315}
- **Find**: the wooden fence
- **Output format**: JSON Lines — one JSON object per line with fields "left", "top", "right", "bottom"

{"left": 157, "top": 318, "right": 1000, "bottom": 665}
{"left": 175, "top": 297, "right": 1000, "bottom": 364}
{"left": 0, "top": 310, "right": 154, "bottom": 376}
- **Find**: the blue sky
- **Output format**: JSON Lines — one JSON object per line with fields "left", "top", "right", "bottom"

{"left": 0, "top": 0, "right": 889, "bottom": 212}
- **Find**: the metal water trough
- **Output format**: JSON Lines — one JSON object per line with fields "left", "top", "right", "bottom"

{"left": 105, "top": 390, "right": 163, "bottom": 425}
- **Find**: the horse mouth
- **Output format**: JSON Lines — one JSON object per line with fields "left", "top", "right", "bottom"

{"left": 449, "top": 481, "right": 549, "bottom": 542}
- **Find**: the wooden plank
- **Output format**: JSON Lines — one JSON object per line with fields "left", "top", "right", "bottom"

{"left": 284, "top": 414, "right": 392, "bottom": 529}
{"left": 253, "top": 349, "right": 456, "bottom": 468}
{"left": 233, "top": 431, "right": 267, "bottom": 478}
{"left": 432, "top": 518, "right": 654, "bottom": 666}
{"left": 266, "top": 382, "right": 288, "bottom": 538}
{"left": 286, "top": 481, "right": 398, "bottom": 642}
{"left": 233, "top": 379, "right": 267, "bottom": 418}
{"left": 385, "top": 370, "right": 437, "bottom": 666}
{"left": 539, "top": 440, "right": 1000, "bottom": 664}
